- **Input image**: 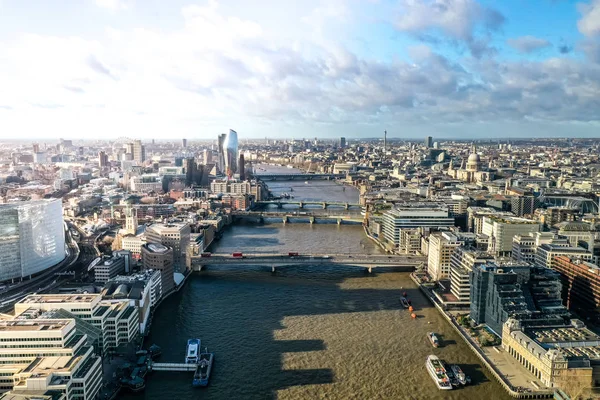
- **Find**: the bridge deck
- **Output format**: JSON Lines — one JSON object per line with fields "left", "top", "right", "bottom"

{"left": 150, "top": 362, "right": 197, "bottom": 372}
{"left": 191, "top": 253, "right": 426, "bottom": 267}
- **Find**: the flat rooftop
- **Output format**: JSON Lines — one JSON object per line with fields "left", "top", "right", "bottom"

{"left": 18, "top": 294, "right": 100, "bottom": 305}
{"left": 0, "top": 320, "right": 70, "bottom": 332}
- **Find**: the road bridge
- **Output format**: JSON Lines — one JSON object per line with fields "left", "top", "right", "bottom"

{"left": 254, "top": 173, "right": 345, "bottom": 181}
{"left": 254, "top": 200, "right": 361, "bottom": 210}
{"left": 232, "top": 211, "right": 364, "bottom": 225}
{"left": 188, "top": 253, "right": 427, "bottom": 273}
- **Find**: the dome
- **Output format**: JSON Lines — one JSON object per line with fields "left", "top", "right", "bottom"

{"left": 468, "top": 153, "right": 481, "bottom": 163}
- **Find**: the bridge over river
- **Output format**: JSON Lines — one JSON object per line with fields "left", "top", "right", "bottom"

{"left": 188, "top": 253, "right": 427, "bottom": 273}
{"left": 254, "top": 173, "right": 345, "bottom": 181}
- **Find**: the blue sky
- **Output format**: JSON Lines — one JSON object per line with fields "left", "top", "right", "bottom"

{"left": 0, "top": 0, "right": 599, "bottom": 140}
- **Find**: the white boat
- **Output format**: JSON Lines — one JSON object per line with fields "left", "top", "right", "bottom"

{"left": 450, "top": 364, "right": 469, "bottom": 385}
{"left": 186, "top": 339, "right": 201, "bottom": 364}
{"left": 428, "top": 332, "right": 440, "bottom": 348}
{"left": 304, "top": 181, "right": 309, "bottom": 184}
{"left": 426, "top": 355, "right": 452, "bottom": 390}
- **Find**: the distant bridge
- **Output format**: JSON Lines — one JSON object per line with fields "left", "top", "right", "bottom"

{"left": 188, "top": 253, "right": 427, "bottom": 273}
{"left": 232, "top": 211, "right": 364, "bottom": 225}
{"left": 254, "top": 173, "right": 345, "bottom": 181}
{"left": 254, "top": 200, "right": 362, "bottom": 210}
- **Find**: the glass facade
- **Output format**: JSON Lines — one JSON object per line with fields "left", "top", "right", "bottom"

{"left": 223, "top": 129, "right": 238, "bottom": 178}
{"left": 0, "top": 199, "right": 65, "bottom": 281}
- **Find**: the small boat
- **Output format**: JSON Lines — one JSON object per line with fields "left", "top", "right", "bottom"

{"left": 193, "top": 351, "right": 214, "bottom": 387}
{"left": 426, "top": 355, "right": 452, "bottom": 390}
{"left": 450, "top": 364, "right": 469, "bottom": 385}
{"left": 186, "top": 339, "right": 201, "bottom": 364}
{"left": 443, "top": 361, "right": 460, "bottom": 387}
{"left": 148, "top": 344, "right": 162, "bottom": 359}
{"left": 428, "top": 332, "right": 440, "bottom": 348}
{"left": 305, "top": 181, "right": 309, "bottom": 184}
{"left": 400, "top": 297, "right": 410, "bottom": 308}
{"left": 120, "top": 376, "right": 145, "bottom": 392}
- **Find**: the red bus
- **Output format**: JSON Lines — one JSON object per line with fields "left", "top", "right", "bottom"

{"left": 232, "top": 252, "right": 243, "bottom": 258}
{"left": 288, "top": 252, "right": 299, "bottom": 257}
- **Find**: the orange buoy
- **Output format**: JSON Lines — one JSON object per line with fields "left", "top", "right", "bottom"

{"left": 411, "top": 313, "right": 417, "bottom": 319}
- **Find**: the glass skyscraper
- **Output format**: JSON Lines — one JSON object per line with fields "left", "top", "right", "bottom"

{"left": 223, "top": 129, "right": 238, "bottom": 179}
{"left": 0, "top": 199, "right": 66, "bottom": 281}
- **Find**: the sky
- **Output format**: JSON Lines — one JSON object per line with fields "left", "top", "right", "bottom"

{"left": 0, "top": 0, "right": 599, "bottom": 140}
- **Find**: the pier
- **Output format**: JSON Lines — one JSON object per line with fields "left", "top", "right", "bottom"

{"left": 149, "top": 362, "right": 198, "bottom": 372}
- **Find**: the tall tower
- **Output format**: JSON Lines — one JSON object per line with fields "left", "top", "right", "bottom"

{"left": 384, "top": 130, "right": 387, "bottom": 154}
{"left": 132, "top": 140, "right": 145, "bottom": 163}
{"left": 217, "top": 134, "right": 226, "bottom": 174}
{"left": 223, "top": 129, "right": 238, "bottom": 179}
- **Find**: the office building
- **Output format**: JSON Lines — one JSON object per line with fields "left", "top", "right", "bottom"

{"left": 238, "top": 154, "right": 246, "bottom": 181}
{"left": 534, "top": 244, "right": 592, "bottom": 269}
{"left": 552, "top": 256, "right": 600, "bottom": 322}
{"left": 0, "top": 319, "right": 102, "bottom": 399}
{"left": 145, "top": 223, "right": 190, "bottom": 271}
{"left": 102, "top": 269, "right": 162, "bottom": 334}
{"left": 512, "top": 232, "right": 561, "bottom": 264}
{"left": 510, "top": 195, "right": 537, "bottom": 217}
{"left": 339, "top": 137, "right": 346, "bottom": 149}
{"left": 427, "top": 232, "right": 465, "bottom": 280}
{"left": 425, "top": 136, "right": 433, "bottom": 148}
{"left": 0, "top": 199, "right": 65, "bottom": 282}
{"left": 14, "top": 294, "right": 140, "bottom": 355}
{"left": 217, "top": 133, "right": 226, "bottom": 174}
{"left": 449, "top": 247, "right": 494, "bottom": 305}
{"left": 98, "top": 151, "right": 108, "bottom": 168}
{"left": 129, "top": 174, "right": 162, "bottom": 193}
{"left": 381, "top": 203, "right": 455, "bottom": 247}
{"left": 470, "top": 263, "right": 567, "bottom": 336}
{"left": 223, "top": 129, "right": 238, "bottom": 179}
{"left": 132, "top": 140, "right": 145, "bottom": 163}
{"left": 141, "top": 243, "right": 175, "bottom": 293}
{"left": 182, "top": 138, "right": 187, "bottom": 148}
{"left": 94, "top": 253, "right": 130, "bottom": 284}
{"left": 481, "top": 216, "right": 542, "bottom": 257}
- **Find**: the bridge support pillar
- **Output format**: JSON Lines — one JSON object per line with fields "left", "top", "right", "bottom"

{"left": 337, "top": 218, "right": 342, "bottom": 225}
{"left": 271, "top": 266, "right": 276, "bottom": 273}
{"left": 299, "top": 201, "right": 303, "bottom": 208}
{"left": 367, "top": 267, "right": 372, "bottom": 274}
{"left": 344, "top": 203, "right": 349, "bottom": 210}
{"left": 282, "top": 216, "right": 288, "bottom": 224}
{"left": 309, "top": 216, "right": 315, "bottom": 224}
{"left": 322, "top": 202, "right": 327, "bottom": 209}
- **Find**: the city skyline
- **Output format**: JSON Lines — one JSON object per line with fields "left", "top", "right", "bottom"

{"left": 0, "top": 0, "right": 600, "bottom": 139}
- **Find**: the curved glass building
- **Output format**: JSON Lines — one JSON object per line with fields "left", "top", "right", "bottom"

{"left": 223, "top": 129, "right": 238, "bottom": 179}
{"left": 0, "top": 199, "right": 65, "bottom": 281}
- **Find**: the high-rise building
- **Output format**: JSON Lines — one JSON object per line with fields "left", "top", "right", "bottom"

{"left": 98, "top": 150, "right": 109, "bottom": 168}
{"left": 425, "top": 136, "right": 433, "bottom": 148}
{"left": 553, "top": 256, "right": 600, "bottom": 322}
{"left": 185, "top": 158, "right": 196, "bottom": 187}
{"left": 238, "top": 154, "right": 246, "bottom": 181}
{"left": 427, "top": 232, "right": 465, "bottom": 280}
{"left": 223, "top": 129, "right": 238, "bottom": 178}
{"left": 0, "top": 199, "right": 66, "bottom": 282}
{"left": 383, "top": 130, "right": 387, "bottom": 154}
{"left": 449, "top": 247, "right": 494, "bottom": 304}
{"left": 141, "top": 243, "right": 175, "bottom": 293}
{"left": 182, "top": 138, "right": 187, "bottom": 148}
{"left": 145, "top": 223, "right": 190, "bottom": 271}
{"left": 132, "top": 139, "right": 145, "bottom": 163}
{"left": 381, "top": 203, "right": 455, "bottom": 247}
{"left": 339, "top": 137, "right": 346, "bottom": 149}
{"left": 217, "top": 133, "right": 226, "bottom": 174}
{"left": 124, "top": 205, "right": 138, "bottom": 235}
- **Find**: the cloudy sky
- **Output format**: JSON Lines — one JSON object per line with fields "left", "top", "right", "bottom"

{"left": 0, "top": 0, "right": 599, "bottom": 140}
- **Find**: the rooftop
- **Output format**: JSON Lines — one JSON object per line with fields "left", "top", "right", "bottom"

{"left": 18, "top": 294, "right": 100, "bottom": 305}
{"left": 0, "top": 320, "right": 71, "bottom": 332}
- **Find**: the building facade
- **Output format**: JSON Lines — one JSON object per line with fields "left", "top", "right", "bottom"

{"left": 141, "top": 243, "right": 175, "bottom": 293}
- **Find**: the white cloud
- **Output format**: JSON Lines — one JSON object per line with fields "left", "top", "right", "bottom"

{"left": 507, "top": 36, "right": 551, "bottom": 54}
{"left": 95, "top": 0, "right": 131, "bottom": 11}
{"left": 577, "top": 0, "right": 600, "bottom": 37}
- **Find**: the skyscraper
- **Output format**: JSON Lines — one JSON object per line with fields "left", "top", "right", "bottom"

{"left": 339, "top": 137, "right": 346, "bottom": 149}
{"left": 132, "top": 140, "right": 145, "bottom": 163}
{"left": 384, "top": 130, "right": 387, "bottom": 154}
{"left": 98, "top": 151, "right": 109, "bottom": 168}
{"left": 182, "top": 138, "right": 187, "bottom": 148}
{"left": 217, "top": 133, "right": 226, "bottom": 174}
{"left": 238, "top": 154, "right": 245, "bottom": 181}
{"left": 223, "top": 129, "right": 238, "bottom": 179}
{"left": 425, "top": 136, "right": 433, "bottom": 148}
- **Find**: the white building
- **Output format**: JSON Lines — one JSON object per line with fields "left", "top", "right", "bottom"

{"left": 381, "top": 203, "right": 455, "bottom": 247}
{"left": 427, "top": 232, "right": 465, "bottom": 280}
{"left": 145, "top": 223, "right": 191, "bottom": 271}
{"left": 481, "top": 216, "right": 542, "bottom": 257}
{"left": 0, "top": 199, "right": 66, "bottom": 282}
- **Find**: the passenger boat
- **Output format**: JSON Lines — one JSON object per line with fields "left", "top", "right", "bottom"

{"left": 400, "top": 297, "right": 410, "bottom": 308}
{"left": 426, "top": 355, "right": 452, "bottom": 390}
{"left": 193, "top": 351, "right": 214, "bottom": 387}
{"left": 428, "top": 332, "right": 440, "bottom": 348}
{"left": 186, "top": 339, "right": 201, "bottom": 364}
{"left": 442, "top": 361, "right": 459, "bottom": 387}
{"left": 450, "top": 364, "right": 469, "bottom": 385}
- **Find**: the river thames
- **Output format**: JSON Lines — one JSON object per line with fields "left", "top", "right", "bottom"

{"left": 123, "top": 166, "right": 509, "bottom": 400}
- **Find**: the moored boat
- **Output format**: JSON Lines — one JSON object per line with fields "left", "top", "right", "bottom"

{"left": 426, "top": 355, "right": 452, "bottom": 390}
{"left": 450, "top": 364, "right": 469, "bottom": 385}
{"left": 186, "top": 339, "right": 201, "bottom": 364}
{"left": 428, "top": 332, "right": 440, "bottom": 348}
{"left": 193, "top": 350, "right": 214, "bottom": 387}
{"left": 400, "top": 297, "right": 410, "bottom": 308}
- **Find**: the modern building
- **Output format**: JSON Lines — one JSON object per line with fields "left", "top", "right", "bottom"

{"left": 481, "top": 215, "right": 542, "bottom": 257}
{"left": 141, "top": 243, "right": 174, "bottom": 293}
{"left": 534, "top": 244, "right": 593, "bottom": 269}
{"left": 449, "top": 247, "right": 494, "bottom": 305}
{"left": 94, "top": 255, "right": 126, "bottom": 284}
{"left": 0, "top": 319, "right": 102, "bottom": 399}
{"left": 98, "top": 151, "right": 108, "bottom": 168}
{"left": 470, "top": 263, "right": 568, "bottom": 336}
{"left": 223, "top": 129, "right": 238, "bottom": 179}
{"left": 381, "top": 203, "right": 454, "bottom": 247}
{"left": 0, "top": 199, "right": 66, "bottom": 282}
{"left": 102, "top": 269, "right": 162, "bottom": 334}
{"left": 425, "top": 136, "right": 433, "bottom": 148}
{"left": 129, "top": 174, "right": 162, "bottom": 193}
{"left": 132, "top": 140, "right": 145, "bottom": 163}
{"left": 145, "top": 223, "right": 190, "bottom": 271}
{"left": 427, "top": 232, "right": 465, "bottom": 280}
{"left": 512, "top": 232, "right": 562, "bottom": 264}
{"left": 510, "top": 194, "right": 537, "bottom": 217}
{"left": 552, "top": 256, "right": 600, "bottom": 322}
